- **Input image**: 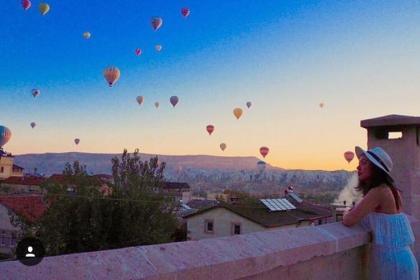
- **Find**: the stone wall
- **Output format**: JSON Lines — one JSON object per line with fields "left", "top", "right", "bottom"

{"left": 1, "top": 217, "right": 406, "bottom": 280}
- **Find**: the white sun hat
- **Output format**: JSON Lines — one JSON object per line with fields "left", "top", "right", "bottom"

{"left": 355, "top": 146, "right": 393, "bottom": 176}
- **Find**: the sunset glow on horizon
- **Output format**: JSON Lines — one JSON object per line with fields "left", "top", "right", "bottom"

{"left": 1, "top": 1, "right": 420, "bottom": 171}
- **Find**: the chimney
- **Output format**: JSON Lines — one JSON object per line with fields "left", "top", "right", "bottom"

{"left": 360, "top": 115, "right": 420, "bottom": 218}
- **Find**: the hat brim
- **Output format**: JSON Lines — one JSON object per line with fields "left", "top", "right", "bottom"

{"left": 354, "top": 146, "right": 392, "bottom": 176}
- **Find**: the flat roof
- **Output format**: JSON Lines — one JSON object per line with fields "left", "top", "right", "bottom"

{"left": 361, "top": 114, "right": 420, "bottom": 128}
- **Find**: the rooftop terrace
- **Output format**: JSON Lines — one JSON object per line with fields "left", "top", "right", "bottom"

{"left": 1, "top": 216, "right": 418, "bottom": 280}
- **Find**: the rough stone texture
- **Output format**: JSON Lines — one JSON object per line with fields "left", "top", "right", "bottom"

{"left": 239, "top": 247, "right": 368, "bottom": 280}
{"left": 0, "top": 219, "right": 397, "bottom": 280}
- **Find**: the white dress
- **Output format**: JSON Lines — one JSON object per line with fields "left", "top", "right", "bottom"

{"left": 360, "top": 212, "right": 419, "bottom": 280}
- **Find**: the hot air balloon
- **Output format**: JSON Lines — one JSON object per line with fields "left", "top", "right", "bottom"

{"left": 233, "top": 108, "right": 243, "bottom": 119}
{"left": 155, "top": 44, "right": 162, "bottom": 52}
{"left": 154, "top": 102, "right": 160, "bottom": 108}
{"left": 103, "top": 66, "right": 121, "bottom": 87}
{"left": 257, "top": 160, "right": 266, "bottom": 173}
{"left": 31, "top": 89, "right": 40, "bottom": 98}
{"left": 220, "top": 143, "right": 226, "bottom": 151}
{"left": 83, "top": 32, "right": 91, "bottom": 39}
{"left": 22, "top": 0, "right": 31, "bottom": 10}
{"left": 206, "top": 125, "right": 214, "bottom": 135}
{"left": 344, "top": 151, "right": 355, "bottom": 163}
{"left": 181, "top": 7, "right": 190, "bottom": 17}
{"left": 74, "top": 138, "right": 80, "bottom": 145}
{"left": 136, "top": 96, "right": 144, "bottom": 105}
{"left": 151, "top": 17, "right": 163, "bottom": 31}
{"left": 39, "top": 3, "right": 50, "bottom": 15}
{"left": 260, "top": 146, "right": 269, "bottom": 158}
{"left": 246, "top": 101, "right": 252, "bottom": 109}
{"left": 30, "top": 122, "right": 36, "bottom": 129}
{"left": 170, "top": 96, "right": 179, "bottom": 107}
{"left": 0, "top": 126, "right": 12, "bottom": 148}
{"left": 135, "top": 48, "right": 142, "bottom": 56}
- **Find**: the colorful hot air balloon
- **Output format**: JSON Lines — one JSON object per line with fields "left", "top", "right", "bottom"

{"left": 154, "top": 102, "right": 160, "bottom": 108}
{"left": 83, "top": 32, "right": 91, "bottom": 39}
{"left": 39, "top": 3, "right": 50, "bottom": 15}
{"left": 220, "top": 143, "right": 226, "bottom": 151}
{"left": 170, "top": 96, "right": 179, "bottom": 107}
{"left": 32, "top": 89, "right": 40, "bottom": 98}
{"left": 30, "top": 122, "right": 36, "bottom": 129}
{"left": 136, "top": 96, "right": 144, "bottom": 105}
{"left": 74, "top": 138, "right": 80, "bottom": 145}
{"left": 344, "top": 151, "right": 355, "bottom": 163}
{"left": 103, "top": 66, "right": 121, "bottom": 87}
{"left": 260, "top": 146, "right": 269, "bottom": 158}
{"left": 0, "top": 126, "right": 12, "bottom": 148}
{"left": 155, "top": 44, "right": 162, "bottom": 52}
{"left": 22, "top": 0, "right": 31, "bottom": 10}
{"left": 246, "top": 101, "right": 252, "bottom": 109}
{"left": 206, "top": 125, "right": 215, "bottom": 135}
{"left": 233, "top": 108, "right": 243, "bottom": 119}
{"left": 151, "top": 17, "right": 163, "bottom": 31}
{"left": 181, "top": 7, "right": 190, "bottom": 17}
{"left": 135, "top": 48, "right": 142, "bottom": 56}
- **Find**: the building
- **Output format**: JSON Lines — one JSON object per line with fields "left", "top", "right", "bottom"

{"left": 161, "top": 182, "right": 191, "bottom": 202}
{"left": 0, "top": 151, "right": 23, "bottom": 180}
{"left": 0, "top": 195, "right": 47, "bottom": 257}
{"left": 183, "top": 194, "right": 331, "bottom": 240}
{"left": 0, "top": 203, "right": 20, "bottom": 257}
{"left": 0, "top": 176, "right": 45, "bottom": 194}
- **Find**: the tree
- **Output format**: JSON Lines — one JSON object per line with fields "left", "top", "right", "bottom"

{"left": 32, "top": 150, "right": 179, "bottom": 256}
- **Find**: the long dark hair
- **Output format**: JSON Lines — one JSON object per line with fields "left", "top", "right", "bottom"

{"left": 356, "top": 162, "right": 402, "bottom": 210}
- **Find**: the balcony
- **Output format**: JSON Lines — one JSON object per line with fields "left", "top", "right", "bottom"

{"left": 0, "top": 217, "right": 419, "bottom": 280}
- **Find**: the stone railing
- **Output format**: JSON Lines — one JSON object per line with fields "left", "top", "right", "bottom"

{"left": 1, "top": 217, "right": 418, "bottom": 280}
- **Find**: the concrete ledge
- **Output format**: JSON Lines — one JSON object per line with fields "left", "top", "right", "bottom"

{"left": 0, "top": 217, "right": 417, "bottom": 280}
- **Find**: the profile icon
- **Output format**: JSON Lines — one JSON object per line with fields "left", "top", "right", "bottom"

{"left": 25, "top": 246, "right": 36, "bottom": 258}
{"left": 16, "top": 237, "right": 45, "bottom": 266}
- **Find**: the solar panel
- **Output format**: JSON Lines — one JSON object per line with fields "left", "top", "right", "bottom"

{"left": 282, "top": 199, "right": 296, "bottom": 209}
{"left": 260, "top": 198, "right": 296, "bottom": 211}
{"left": 269, "top": 199, "right": 282, "bottom": 210}
{"left": 262, "top": 199, "right": 279, "bottom": 211}
{"left": 289, "top": 192, "right": 303, "bottom": 203}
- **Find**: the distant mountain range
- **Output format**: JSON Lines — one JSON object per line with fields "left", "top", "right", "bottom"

{"left": 13, "top": 152, "right": 280, "bottom": 176}
{"left": 13, "top": 152, "right": 353, "bottom": 194}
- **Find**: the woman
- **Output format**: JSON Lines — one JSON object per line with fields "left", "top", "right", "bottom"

{"left": 343, "top": 146, "right": 418, "bottom": 279}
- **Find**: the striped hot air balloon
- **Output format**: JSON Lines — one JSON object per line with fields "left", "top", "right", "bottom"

{"left": 103, "top": 66, "right": 121, "bottom": 87}
{"left": 0, "top": 126, "right": 12, "bottom": 148}
{"left": 151, "top": 17, "right": 163, "bottom": 31}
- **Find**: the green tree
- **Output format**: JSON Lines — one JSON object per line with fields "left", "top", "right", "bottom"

{"left": 33, "top": 150, "right": 179, "bottom": 256}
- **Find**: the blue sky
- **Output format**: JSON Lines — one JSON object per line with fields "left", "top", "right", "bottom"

{"left": 1, "top": 0, "right": 420, "bottom": 170}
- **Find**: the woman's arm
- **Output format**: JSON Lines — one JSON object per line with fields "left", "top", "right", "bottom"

{"left": 342, "top": 188, "right": 380, "bottom": 226}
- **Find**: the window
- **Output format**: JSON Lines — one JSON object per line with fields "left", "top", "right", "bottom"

{"left": 204, "top": 219, "right": 214, "bottom": 233}
{"left": 0, "top": 167, "right": 3, "bottom": 173}
{"left": 388, "top": 132, "right": 402, "bottom": 139}
{"left": 231, "top": 223, "right": 241, "bottom": 235}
